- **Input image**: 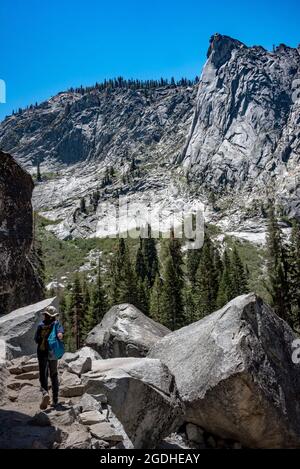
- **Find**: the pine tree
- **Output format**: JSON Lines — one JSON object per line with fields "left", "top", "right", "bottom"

{"left": 184, "top": 288, "right": 196, "bottom": 324}
{"left": 230, "top": 245, "right": 248, "bottom": 297}
{"left": 141, "top": 228, "right": 159, "bottom": 287}
{"left": 80, "top": 276, "right": 91, "bottom": 341}
{"left": 135, "top": 239, "right": 147, "bottom": 281}
{"left": 265, "top": 204, "right": 290, "bottom": 322}
{"left": 216, "top": 250, "right": 233, "bottom": 308}
{"left": 186, "top": 248, "right": 202, "bottom": 285}
{"left": 193, "top": 236, "right": 219, "bottom": 319}
{"left": 69, "top": 273, "right": 85, "bottom": 350}
{"left": 149, "top": 274, "right": 165, "bottom": 324}
{"left": 37, "top": 161, "right": 42, "bottom": 182}
{"left": 110, "top": 238, "right": 137, "bottom": 305}
{"left": 136, "top": 278, "right": 149, "bottom": 313}
{"left": 161, "top": 233, "right": 185, "bottom": 330}
{"left": 90, "top": 257, "right": 107, "bottom": 324}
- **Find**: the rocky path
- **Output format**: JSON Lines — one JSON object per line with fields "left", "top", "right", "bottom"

{"left": 0, "top": 355, "right": 128, "bottom": 449}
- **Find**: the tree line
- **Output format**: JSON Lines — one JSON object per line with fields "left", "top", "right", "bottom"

{"left": 69, "top": 76, "right": 199, "bottom": 95}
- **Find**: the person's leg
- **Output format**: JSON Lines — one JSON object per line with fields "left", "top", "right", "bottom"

{"left": 38, "top": 355, "right": 49, "bottom": 394}
{"left": 38, "top": 355, "right": 50, "bottom": 410}
{"left": 48, "top": 360, "right": 59, "bottom": 404}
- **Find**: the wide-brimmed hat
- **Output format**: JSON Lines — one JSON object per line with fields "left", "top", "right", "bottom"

{"left": 44, "top": 306, "right": 59, "bottom": 317}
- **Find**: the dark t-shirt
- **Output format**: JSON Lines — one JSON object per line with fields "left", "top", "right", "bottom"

{"left": 34, "top": 320, "right": 64, "bottom": 358}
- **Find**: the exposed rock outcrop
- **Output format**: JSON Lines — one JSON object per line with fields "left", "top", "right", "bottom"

{"left": 82, "top": 357, "right": 183, "bottom": 448}
{"left": 181, "top": 33, "right": 300, "bottom": 217}
{"left": 0, "top": 151, "right": 43, "bottom": 314}
{"left": 149, "top": 293, "right": 300, "bottom": 448}
{"left": 85, "top": 304, "right": 170, "bottom": 358}
{"left": 0, "top": 297, "right": 58, "bottom": 358}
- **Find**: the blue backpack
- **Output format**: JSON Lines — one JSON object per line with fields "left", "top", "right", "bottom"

{"left": 48, "top": 322, "right": 65, "bottom": 359}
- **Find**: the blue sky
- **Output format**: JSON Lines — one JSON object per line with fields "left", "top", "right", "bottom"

{"left": 0, "top": 0, "right": 299, "bottom": 121}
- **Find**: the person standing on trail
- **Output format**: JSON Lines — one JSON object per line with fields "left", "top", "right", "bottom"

{"left": 34, "top": 306, "right": 64, "bottom": 410}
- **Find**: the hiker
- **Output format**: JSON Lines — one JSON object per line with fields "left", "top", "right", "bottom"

{"left": 34, "top": 306, "right": 64, "bottom": 410}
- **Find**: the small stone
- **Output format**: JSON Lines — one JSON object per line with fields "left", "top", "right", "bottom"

{"left": 18, "top": 385, "right": 41, "bottom": 402}
{"left": 67, "top": 357, "right": 92, "bottom": 376}
{"left": 22, "top": 363, "right": 39, "bottom": 373}
{"left": 60, "top": 430, "right": 91, "bottom": 449}
{"left": 60, "top": 370, "right": 85, "bottom": 397}
{"left": 78, "top": 393, "right": 102, "bottom": 413}
{"left": 17, "top": 371, "right": 40, "bottom": 380}
{"left": 49, "top": 408, "right": 77, "bottom": 426}
{"left": 8, "top": 390, "right": 18, "bottom": 402}
{"left": 91, "top": 438, "right": 109, "bottom": 449}
{"left": 79, "top": 411, "right": 106, "bottom": 426}
{"left": 89, "top": 422, "right": 124, "bottom": 442}
{"left": 7, "top": 380, "right": 34, "bottom": 391}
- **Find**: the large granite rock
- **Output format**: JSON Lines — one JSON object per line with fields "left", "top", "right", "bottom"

{"left": 0, "top": 151, "right": 44, "bottom": 314}
{"left": 85, "top": 304, "right": 170, "bottom": 358}
{"left": 82, "top": 357, "right": 183, "bottom": 448}
{"left": 180, "top": 34, "right": 300, "bottom": 217}
{"left": 149, "top": 293, "right": 300, "bottom": 448}
{"left": 0, "top": 297, "right": 58, "bottom": 358}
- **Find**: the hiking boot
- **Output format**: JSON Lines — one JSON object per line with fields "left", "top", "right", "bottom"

{"left": 40, "top": 393, "right": 50, "bottom": 410}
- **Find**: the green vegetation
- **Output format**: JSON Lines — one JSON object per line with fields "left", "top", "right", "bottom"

{"left": 36, "top": 205, "right": 300, "bottom": 351}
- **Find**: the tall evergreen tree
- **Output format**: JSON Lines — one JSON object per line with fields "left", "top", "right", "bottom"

{"left": 193, "top": 236, "right": 219, "bottom": 319}
{"left": 184, "top": 287, "right": 196, "bottom": 324}
{"left": 110, "top": 238, "right": 137, "bottom": 305}
{"left": 37, "top": 160, "right": 42, "bottom": 182}
{"left": 69, "top": 273, "right": 85, "bottom": 350}
{"left": 230, "top": 245, "right": 248, "bottom": 297}
{"left": 216, "top": 250, "right": 233, "bottom": 308}
{"left": 186, "top": 247, "right": 202, "bottom": 286}
{"left": 135, "top": 238, "right": 147, "bottom": 281}
{"left": 265, "top": 204, "right": 290, "bottom": 322}
{"left": 90, "top": 257, "right": 107, "bottom": 324}
{"left": 161, "top": 232, "right": 185, "bottom": 330}
{"left": 149, "top": 274, "right": 165, "bottom": 324}
{"left": 138, "top": 226, "right": 159, "bottom": 287}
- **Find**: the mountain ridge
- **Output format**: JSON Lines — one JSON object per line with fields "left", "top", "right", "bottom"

{"left": 0, "top": 34, "right": 299, "bottom": 241}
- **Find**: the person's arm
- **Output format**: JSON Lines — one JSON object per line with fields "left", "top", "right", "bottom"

{"left": 56, "top": 322, "right": 64, "bottom": 340}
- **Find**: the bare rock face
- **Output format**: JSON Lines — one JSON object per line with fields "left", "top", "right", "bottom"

{"left": 0, "top": 297, "right": 58, "bottom": 358}
{"left": 149, "top": 293, "right": 300, "bottom": 449}
{"left": 85, "top": 303, "right": 170, "bottom": 358}
{"left": 0, "top": 151, "right": 43, "bottom": 314}
{"left": 82, "top": 357, "right": 183, "bottom": 448}
{"left": 181, "top": 34, "right": 300, "bottom": 216}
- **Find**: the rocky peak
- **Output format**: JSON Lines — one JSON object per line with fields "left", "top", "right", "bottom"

{"left": 181, "top": 35, "right": 300, "bottom": 220}
{"left": 207, "top": 33, "right": 245, "bottom": 68}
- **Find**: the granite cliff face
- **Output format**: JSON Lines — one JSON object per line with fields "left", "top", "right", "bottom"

{"left": 0, "top": 151, "right": 43, "bottom": 314}
{"left": 181, "top": 34, "right": 300, "bottom": 216}
{"left": 0, "top": 34, "right": 299, "bottom": 240}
